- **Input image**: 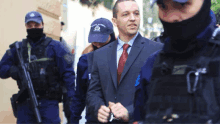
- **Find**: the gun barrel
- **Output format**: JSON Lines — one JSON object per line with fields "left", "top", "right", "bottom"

{"left": 15, "top": 42, "right": 42, "bottom": 123}
{"left": 34, "top": 107, "right": 42, "bottom": 123}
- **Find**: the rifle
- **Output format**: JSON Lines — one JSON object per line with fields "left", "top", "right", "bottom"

{"left": 14, "top": 42, "right": 42, "bottom": 123}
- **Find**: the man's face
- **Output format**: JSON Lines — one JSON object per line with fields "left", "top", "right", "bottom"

{"left": 158, "top": 0, "right": 204, "bottom": 23}
{"left": 112, "top": 1, "right": 140, "bottom": 37}
{"left": 92, "top": 35, "right": 111, "bottom": 48}
{"left": 61, "top": 25, "right": 64, "bottom": 31}
{"left": 25, "top": 21, "right": 44, "bottom": 29}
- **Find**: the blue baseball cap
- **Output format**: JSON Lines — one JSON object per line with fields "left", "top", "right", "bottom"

{"left": 151, "top": 0, "right": 188, "bottom": 8}
{"left": 88, "top": 18, "right": 113, "bottom": 43}
{"left": 25, "top": 11, "right": 43, "bottom": 24}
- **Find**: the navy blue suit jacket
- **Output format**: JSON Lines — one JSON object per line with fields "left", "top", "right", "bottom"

{"left": 86, "top": 34, "right": 163, "bottom": 122}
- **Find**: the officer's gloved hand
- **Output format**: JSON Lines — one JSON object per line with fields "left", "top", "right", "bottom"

{"left": 10, "top": 65, "right": 21, "bottom": 80}
{"left": 64, "top": 97, "right": 73, "bottom": 124}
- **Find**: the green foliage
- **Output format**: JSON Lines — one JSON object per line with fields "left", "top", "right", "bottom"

{"left": 150, "top": 32, "right": 157, "bottom": 38}
{"left": 211, "top": 0, "right": 220, "bottom": 12}
{"left": 143, "top": 0, "right": 162, "bottom": 38}
{"left": 211, "top": 0, "right": 220, "bottom": 24}
{"left": 103, "top": 0, "right": 114, "bottom": 10}
{"left": 77, "top": 0, "right": 113, "bottom": 10}
{"left": 215, "top": 9, "right": 220, "bottom": 24}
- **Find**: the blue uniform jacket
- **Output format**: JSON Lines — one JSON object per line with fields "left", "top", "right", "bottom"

{"left": 0, "top": 36, "right": 76, "bottom": 122}
{"left": 73, "top": 54, "right": 88, "bottom": 123}
{"left": 73, "top": 52, "right": 96, "bottom": 123}
{"left": 133, "top": 10, "right": 218, "bottom": 121}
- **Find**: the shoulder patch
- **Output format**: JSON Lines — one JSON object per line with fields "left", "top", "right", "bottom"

{"left": 6, "top": 49, "right": 12, "bottom": 56}
{"left": 135, "top": 74, "right": 141, "bottom": 87}
{"left": 172, "top": 65, "right": 187, "bottom": 75}
{"left": 9, "top": 41, "right": 17, "bottom": 49}
{"left": 63, "top": 53, "right": 73, "bottom": 64}
{"left": 88, "top": 73, "right": 91, "bottom": 80}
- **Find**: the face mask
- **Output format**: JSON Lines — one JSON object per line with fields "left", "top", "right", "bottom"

{"left": 160, "top": 0, "right": 211, "bottom": 41}
{"left": 27, "top": 28, "right": 44, "bottom": 42}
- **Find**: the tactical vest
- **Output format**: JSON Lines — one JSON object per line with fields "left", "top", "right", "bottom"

{"left": 144, "top": 38, "right": 220, "bottom": 123}
{"left": 17, "top": 38, "right": 63, "bottom": 102}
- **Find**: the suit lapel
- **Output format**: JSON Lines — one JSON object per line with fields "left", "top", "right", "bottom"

{"left": 119, "top": 34, "right": 145, "bottom": 83}
{"left": 108, "top": 41, "right": 118, "bottom": 89}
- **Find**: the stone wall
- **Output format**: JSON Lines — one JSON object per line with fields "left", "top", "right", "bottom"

{"left": 37, "top": 0, "right": 62, "bottom": 40}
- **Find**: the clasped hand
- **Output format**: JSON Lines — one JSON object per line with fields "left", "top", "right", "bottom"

{"left": 97, "top": 101, "right": 129, "bottom": 123}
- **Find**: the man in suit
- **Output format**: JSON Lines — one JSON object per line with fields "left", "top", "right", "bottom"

{"left": 86, "top": 0, "right": 163, "bottom": 123}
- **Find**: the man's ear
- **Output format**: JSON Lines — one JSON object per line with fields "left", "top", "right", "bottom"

{"left": 107, "top": 35, "right": 111, "bottom": 42}
{"left": 112, "top": 18, "right": 117, "bottom": 27}
{"left": 25, "top": 23, "right": 27, "bottom": 26}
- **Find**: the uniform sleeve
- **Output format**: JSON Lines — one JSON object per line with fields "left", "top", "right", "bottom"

{"left": 60, "top": 38, "right": 72, "bottom": 53}
{"left": 0, "top": 48, "right": 17, "bottom": 79}
{"left": 133, "top": 68, "right": 149, "bottom": 121}
{"left": 86, "top": 52, "right": 105, "bottom": 121}
{"left": 54, "top": 42, "right": 75, "bottom": 98}
{"left": 71, "top": 54, "right": 88, "bottom": 123}
{"left": 133, "top": 50, "right": 160, "bottom": 122}
{"left": 52, "top": 41, "right": 76, "bottom": 122}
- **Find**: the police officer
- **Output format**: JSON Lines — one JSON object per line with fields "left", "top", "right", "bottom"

{"left": 81, "top": 18, "right": 116, "bottom": 55}
{"left": 134, "top": 0, "right": 220, "bottom": 123}
{"left": 72, "top": 18, "right": 116, "bottom": 124}
{"left": 0, "top": 11, "right": 75, "bottom": 123}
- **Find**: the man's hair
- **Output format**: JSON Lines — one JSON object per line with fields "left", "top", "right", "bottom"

{"left": 61, "top": 21, "right": 65, "bottom": 26}
{"left": 112, "top": 0, "right": 136, "bottom": 18}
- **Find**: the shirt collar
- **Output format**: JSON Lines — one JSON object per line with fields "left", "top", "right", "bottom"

{"left": 117, "top": 32, "right": 139, "bottom": 51}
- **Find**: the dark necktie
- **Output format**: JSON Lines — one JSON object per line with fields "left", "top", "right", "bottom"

{"left": 117, "top": 44, "right": 130, "bottom": 84}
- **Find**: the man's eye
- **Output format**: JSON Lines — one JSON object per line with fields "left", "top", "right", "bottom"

{"left": 174, "top": 2, "right": 186, "bottom": 9}
{"left": 180, "top": 3, "right": 185, "bottom": 6}
{"left": 158, "top": 4, "right": 166, "bottom": 10}
{"left": 135, "top": 12, "right": 139, "bottom": 15}
{"left": 123, "top": 13, "right": 128, "bottom": 16}
{"left": 181, "top": 2, "right": 190, "bottom": 8}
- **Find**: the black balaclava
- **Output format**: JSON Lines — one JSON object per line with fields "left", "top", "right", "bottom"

{"left": 160, "top": 0, "right": 211, "bottom": 53}
{"left": 161, "top": 0, "right": 211, "bottom": 40}
{"left": 27, "top": 28, "right": 44, "bottom": 42}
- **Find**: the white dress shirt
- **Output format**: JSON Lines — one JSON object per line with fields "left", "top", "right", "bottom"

{"left": 116, "top": 32, "right": 139, "bottom": 68}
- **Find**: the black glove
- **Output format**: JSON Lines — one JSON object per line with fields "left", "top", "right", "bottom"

{"left": 64, "top": 97, "right": 73, "bottom": 123}
{"left": 9, "top": 65, "right": 21, "bottom": 80}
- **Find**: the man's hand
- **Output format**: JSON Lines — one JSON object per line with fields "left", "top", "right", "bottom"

{"left": 97, "top": 105, "right": 111, "bottom": 123}
{"left": 63, "top": 98, "right": 73, "bottom": 123}
{"left": 109, "top": 102, "right": 129, "bottom": 122}
{"left": 10, "top": 65, "right": 21, "bottom": 80}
